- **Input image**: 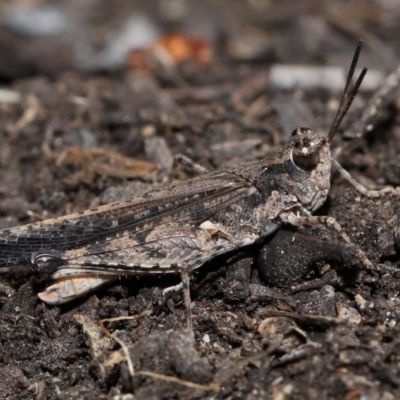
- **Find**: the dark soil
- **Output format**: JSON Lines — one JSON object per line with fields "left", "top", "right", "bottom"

{"left": 0, "top": 1, "right": 399, "bottom": 399}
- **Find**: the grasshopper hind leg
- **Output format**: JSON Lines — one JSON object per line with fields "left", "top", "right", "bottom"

{"left": 33, "top": 251, "right": 119, "bottom": 303}
{"left": 39, "top": 265, "right": 195, "bottom": 328}
{"left": 162, "top": 267, "right": 197, "bottom": 328}
{"left": 34, "top": 246, "right": 198, "bottom": 327}
{"left": 180, "top": 266, "right": 193, "bottom": 329}
{"left": 39, "top": 275, "right": 117, "bottom": 304}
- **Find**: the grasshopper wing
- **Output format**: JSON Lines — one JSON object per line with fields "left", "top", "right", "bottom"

{"left": 0, "top": 168, "right": 257, "bottom": 265}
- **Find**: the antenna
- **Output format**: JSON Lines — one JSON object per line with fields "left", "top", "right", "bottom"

{"left": 327, "top": 40, "right": 368, "bottom": 144}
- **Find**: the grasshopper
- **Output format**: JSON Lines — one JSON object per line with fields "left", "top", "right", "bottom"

{"left": 0, "top": 41, "right": 386, "bottom": 328}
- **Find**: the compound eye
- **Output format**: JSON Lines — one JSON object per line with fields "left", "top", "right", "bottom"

{"left": 292, "top": 149, "right": 320, "bottom": 171}
{"left": 292, "top": 137, "right": 326, "bottom": 171}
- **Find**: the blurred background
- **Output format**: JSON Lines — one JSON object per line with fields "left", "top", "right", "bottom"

{"left": 0, "top": 0, "right": 399, "bottom": 79}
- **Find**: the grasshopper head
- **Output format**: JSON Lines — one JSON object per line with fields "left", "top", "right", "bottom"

{"left": 282, "top": 127, "right": 332, "bottom": 212}
{"left": 282, "top": 41, "right": 367, "bottom": 212}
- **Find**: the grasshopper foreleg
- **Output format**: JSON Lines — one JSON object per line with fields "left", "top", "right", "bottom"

{"left": 333, "top": 159, "right": 396, "bottom": 198}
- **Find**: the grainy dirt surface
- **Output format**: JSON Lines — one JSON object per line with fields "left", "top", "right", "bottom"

{"left": 0, "top": 1, "right": 399, "bottom": 399}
